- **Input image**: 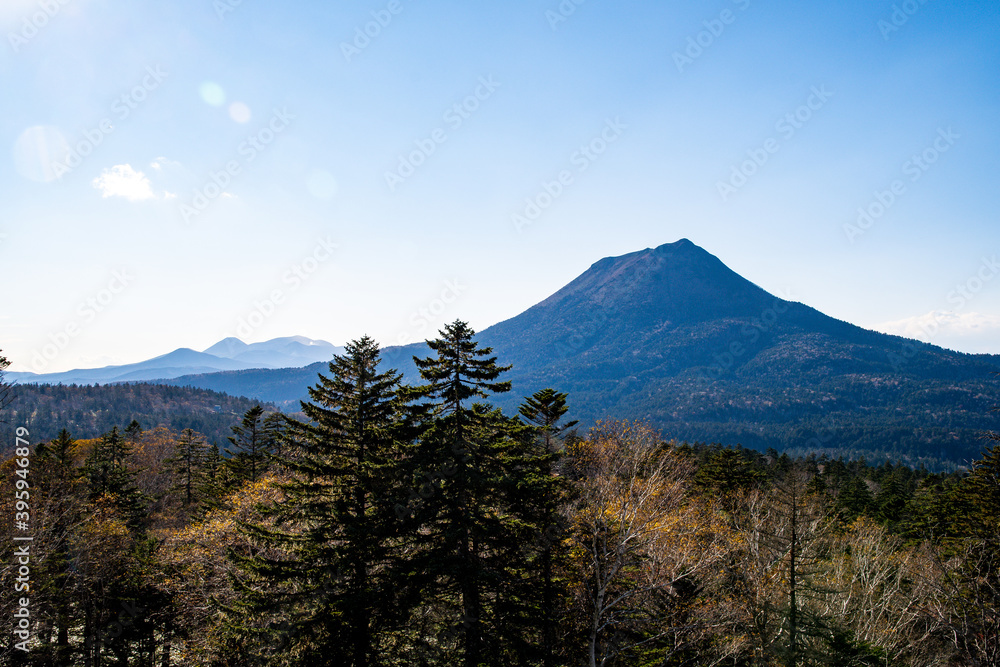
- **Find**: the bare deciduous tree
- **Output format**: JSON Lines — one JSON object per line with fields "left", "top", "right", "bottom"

{"left": 565, "top": 420, "right": 725, "bottom": 667}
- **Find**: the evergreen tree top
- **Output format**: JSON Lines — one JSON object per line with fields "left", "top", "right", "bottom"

{"left": 300, "top": 334, "right": 405, "bottom": 429}
{"left": 413, "top": 320, "right": 511, "bottom": 411}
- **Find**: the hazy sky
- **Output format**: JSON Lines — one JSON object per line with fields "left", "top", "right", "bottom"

{"left": 2, "top": 0, "right": 998, "bottom": 373}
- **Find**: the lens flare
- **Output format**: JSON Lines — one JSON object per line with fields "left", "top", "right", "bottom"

{"left": 199, "top": 81, "right": 226, "bottom": 107}
{"left": 229, "top": 102, "right": 251, "bottom": 123}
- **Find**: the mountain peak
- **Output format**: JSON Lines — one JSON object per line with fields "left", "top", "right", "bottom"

{"left": 655, "top": 237, "right": 695, "bottom": 251}
{"left": 543, "top": 239, "right": 776, "bottom": 325}
{"left": 203, "top": 337, "right": 249, "bottom": 358}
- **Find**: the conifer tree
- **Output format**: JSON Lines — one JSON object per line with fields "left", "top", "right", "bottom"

{"left": 966, "top": 433, "right": 1000, "bottom": 538}
{"left": 227, "top": 404, "right": 275, "bottom": 485}
{"left": 518, "top": 388, "right": 576, "bottom": 666}
{"left": 874, "top": 468, "right": 909, "bottom": 526}
{"left": 32, "top": 429, "right": 80, "bottom": 664}
{"left": 200, "top": 442, "right": 228, "bottom": 511}
{"left": 736, "top": 465, "right": 850, "bottom": 666}
{"left": 124, "top": 419, "right": 143, "bottom": 448}
{"left": 0, "top": 350, "right": 12, "bottom": 413}
{"left": 519, "top": 388, "right": 578, "bottom": 454}
{"left": 78, "top": 426, "right": 157, "bottom": 663}
{"left": 262, "top": 411, "right": 288, "bottom": 460}
{"left": 694, "top": 447, "right": 765, "bottom": 500}
{"left": 36, "top": 428, "right": 77, "bottom": 490}
{"left": 230, "top": 335, "right": 413, "bottom": 666}
{"left": 836, "top": 474, "right": 874, "bottom": 522}
{"left": 84, "top": 426, "right": 147, "bottom": 530}
{"left": 957, "top": 438, "right": 1000, "bottom": 664}
{"left": 165, "top": 428, "right": 211, "bottom": 510}
{"left": 409, "top": 320, "right": 554, "bottom": 666}
{"left": 915, "top": 439, "right": 1000, "bottom": 667}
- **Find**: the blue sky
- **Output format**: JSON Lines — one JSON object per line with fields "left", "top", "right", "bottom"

{"left": 2, "top": 0, "right": 999, "bottom": 373}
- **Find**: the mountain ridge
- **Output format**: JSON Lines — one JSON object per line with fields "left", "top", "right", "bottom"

{"left": 19, "top": 240, "right": 1000, "bottom": 466}
{"left": 8, "top": 336, "right": 343, "bottom": 385}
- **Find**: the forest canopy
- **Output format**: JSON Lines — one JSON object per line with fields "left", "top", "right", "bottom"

{"left": 1, "top": 323, "right": 998, "bottom": 666}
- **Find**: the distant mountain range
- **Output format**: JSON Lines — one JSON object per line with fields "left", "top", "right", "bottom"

{"left": 7, "top": 336, "right": 343, "bottom": 385}
{"left": 16, "top": 240, "right": 1000, "bottom": 467}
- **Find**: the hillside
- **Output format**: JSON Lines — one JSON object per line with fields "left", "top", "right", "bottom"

{"left": 2, "top": 383, "right": 274, "bottom": 449}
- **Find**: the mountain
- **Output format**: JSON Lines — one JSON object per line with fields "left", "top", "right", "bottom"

{"left": 7, "top": 336, "right": 342, "bottom": 385}
{"left": 45, "top": 241, "right": 1000, "bottom": 466}
{"left": 465, "top": 240, "right": 1000, "bottom": 465}
{"left": 205, "top": 336, "right": 342, "bottom": 368}
{"left": 7, "top": 348, "right": 251, "bottom": 385}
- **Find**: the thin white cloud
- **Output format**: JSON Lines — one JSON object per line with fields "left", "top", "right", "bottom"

{"left": 876, "top": 311, "right": 1000, "bottom": 353}
{"left": 150, "top": 156, "right": 182, "bottom": 171}
{"left": 92, "top": 164, "right": 156, "bottom": 201}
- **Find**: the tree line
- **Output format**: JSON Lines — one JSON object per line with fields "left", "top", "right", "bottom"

{"left": 0, "top": 330, "right": 998, "bottom": 666}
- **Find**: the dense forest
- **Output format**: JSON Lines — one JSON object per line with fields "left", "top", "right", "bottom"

{"left": 2, "top": 383, "right": 275, "bottom": 449}
{"left": 0, "top": 331, "right": 998, "bottom": 666}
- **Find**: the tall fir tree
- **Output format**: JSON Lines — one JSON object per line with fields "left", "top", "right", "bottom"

{"left": 409, "top": 320, "right": 557, "bottom": 666}
{"left": 32, "top": 429, "right": 80, "bottom": 664}
{"left": 200, "top": 442, "right": 227, "bottom": 511}
{"left": 874, "top": 468, "right": 910, "bottom": 527}
{"left": 518, "top": 388, "right": 578, "bottom": 455}
{"left": 165, "top": 428, "right": 211, "bottom": 511}
{"left": 966, "top": 431, "right": 1000, "bottom": 538}
{"left": 836, "top": 474, "right": 874, "bottom": 523}
{"left": 958, "top": 436, "right": 1000, "bottom": 663}
{"left": 263, "top": 411, "right": 289, "bottom": 460}
{"left": 79, "top": 426, "right": 160, "bottom": 664}
{"left": 518, "top": 388, "right": 577, "bottom": 666}
{"left": 84, "top": 426, "right": 148, "bottom": 531}
{"left": 230, "top": 336, "right": 414, "bottom": 666}
{"left": 227, "top": 405, "right": 275, "bottom": 485}
{"left": 693, "top": 447, "right": 766, "bottom": 500}
{"left": 742, "top": 466, "right": 848, "bottom": 666}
